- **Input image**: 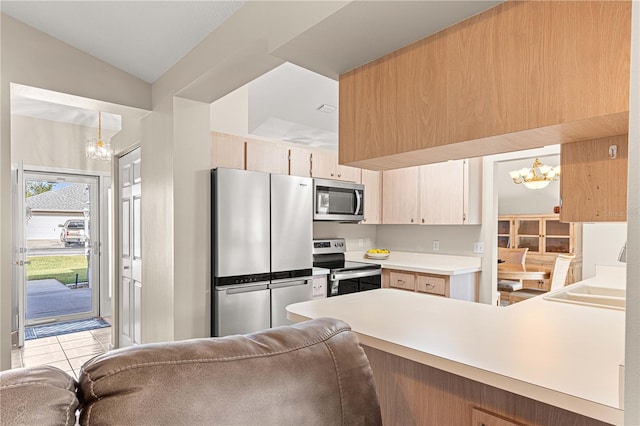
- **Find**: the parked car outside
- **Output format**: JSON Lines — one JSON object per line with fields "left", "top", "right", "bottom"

{"left": 59, "top": 219, "right": 87, "bottom": 247}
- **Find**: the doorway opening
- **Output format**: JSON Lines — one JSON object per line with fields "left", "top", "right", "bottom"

{"left": 22, "top": 172, "right": 100, "bottom": 325}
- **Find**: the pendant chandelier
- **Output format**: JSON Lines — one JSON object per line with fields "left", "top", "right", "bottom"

{"left": 508, "top": 158, "right": 560, "bottom": 189}
{"left": 86, "top": 111, "right": 112, "bottom": 161}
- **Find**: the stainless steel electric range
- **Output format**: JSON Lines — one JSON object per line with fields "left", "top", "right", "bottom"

{"left": 312, "top": 238, "right": 382, "bottom": 297}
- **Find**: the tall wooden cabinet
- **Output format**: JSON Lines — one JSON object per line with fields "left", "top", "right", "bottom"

{"left": 498, "top": 214, "right": 582, "bottom": 288}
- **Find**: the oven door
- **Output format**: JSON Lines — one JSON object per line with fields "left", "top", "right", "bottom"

{"left": 328, "top": 269, "right": 381, "bottom": 297}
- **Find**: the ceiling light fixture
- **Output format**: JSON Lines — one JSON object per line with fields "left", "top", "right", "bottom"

{"left": 508, "top": 158, "right": 560, "bottom": 189}
{"left": 317, "top": 104, "right": 336, "bottom": 113}
{"left": 85, "top": 111, "right": 111, "bottom": 161}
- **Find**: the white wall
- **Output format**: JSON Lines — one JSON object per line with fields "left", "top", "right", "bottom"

{"left": 11, "top": 115, "right": 117, "bottom": 173}
{"left": 172, "top": 97, "right": 211, "bottom": 340}
{"left": 210, "top": 85, "right": 249, "bottom": 136}
{"left": 376, "top": 225, "right": 482, "bottom": 256}
{"left": 624, "top": 1, "right": 640, "bottom": 422}
{"left": 1, "top": 13, "right": 151, "bottom": 370}
{"left": 582, "top": 223, "right": 627, "bottom": 279}
{"left": 313, "top": 223, "right": 377, "bottom": 252}
{"left": 497, "top": 155, "right": 560, "bottom": 215}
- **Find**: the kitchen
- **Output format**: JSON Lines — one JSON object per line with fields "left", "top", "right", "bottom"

{"left": 208, "top": 1, "right": 633, "bottom": 424}
{"left": 1, "top": 1, "right": 638, "bottom": 425}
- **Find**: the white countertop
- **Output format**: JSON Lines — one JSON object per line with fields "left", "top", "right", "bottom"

{"left": 287, "top": 266, "right": 626, "bottom": 424}
{"left": 345, "top": 250, "right": 481, "bottom": 275}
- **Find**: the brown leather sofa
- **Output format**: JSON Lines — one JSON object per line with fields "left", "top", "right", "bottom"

{"left": 0, "top": 318, "right": 381, "bottom": 425}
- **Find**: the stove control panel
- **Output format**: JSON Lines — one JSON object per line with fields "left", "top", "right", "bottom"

{"left": 313, "top": 238, "right": 346, "bottom": 254}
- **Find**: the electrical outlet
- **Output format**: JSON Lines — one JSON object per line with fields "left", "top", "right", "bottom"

{"left": 432, "top": 240, "right": 440, "bottom": 251}
{"left": 473, "top": 242, "right": 485, "bottom": 253}
{"left": 358, "top": 239, "right": 364, "bottom": 248}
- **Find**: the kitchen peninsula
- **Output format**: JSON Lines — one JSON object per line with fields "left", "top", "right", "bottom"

{"left": 346, "top": 251, "right": 481, "bottom": 302}
{"left": 287, "top": 268, "right": 625, "bottom": 425}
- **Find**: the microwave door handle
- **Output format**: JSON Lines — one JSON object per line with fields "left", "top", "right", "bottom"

{"left": 355, "top": 189, "right": 362, "bottom": 215}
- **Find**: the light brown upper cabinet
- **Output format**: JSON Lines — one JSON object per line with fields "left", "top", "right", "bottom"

{"left": 360, "top": 169, "right": 382, "bottom": 224}
{"left": 338, "top": 1, "right": 631, "bottom": 169}
{"left": 289, "top": 147, "right": 312, "bottom": 177}
{"left": 560, "top": 135, "right": 628, "bottom": 222}
{"left": 382, "top": 167, "right": 420, "bottom": 224}
{"left": 383, "top": 159, "right": 481, "bottom": 225}
{"left": 311, "top": 150, "right": 361, "bottom": 183}
{"left": 245, "top": 139, "right": 289, "bottom": 175}
{"left": 211, "top": 132, "right": 245, "bottom": 170}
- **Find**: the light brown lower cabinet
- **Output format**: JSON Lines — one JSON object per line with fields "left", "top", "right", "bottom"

{"left": 364, "top": 346, "right": 610, "bottom": 426}
{"left": 383, "top": 269, "right": 478, "bottom": 302}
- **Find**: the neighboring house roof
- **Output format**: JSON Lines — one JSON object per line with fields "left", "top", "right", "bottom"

{"left": 26, "top": 184, "right": 89, "bottom": 212}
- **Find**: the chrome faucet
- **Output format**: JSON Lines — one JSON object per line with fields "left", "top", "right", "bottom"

{"left": 618, "top": 242, "right": 627, "bottom": 263}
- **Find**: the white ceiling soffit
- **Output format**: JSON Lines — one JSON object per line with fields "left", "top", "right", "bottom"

{"left": 272, "top": 1, "right": 504, "bottom": 79}
{"left": 1, "top": 1, "right": 246, "bottom": 83}
{"left": 12, "top": 95, "right": 122, "bottom": 131}
{"left": 10, "top": 84, "right": 151, "bottom": 131}
{"left": 248, "top": 63, "right": 338, "bottom": 148}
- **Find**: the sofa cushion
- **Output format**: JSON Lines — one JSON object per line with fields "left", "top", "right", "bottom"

{"left": 77, "top": 317, "right": 381, "bottom": 425}
{"left": 0, "top": 365, "right": 78, "bottom": 426}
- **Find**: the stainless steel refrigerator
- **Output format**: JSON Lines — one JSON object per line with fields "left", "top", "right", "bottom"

{"left": 211, "top": 168, "right": 313, "bottom": 337}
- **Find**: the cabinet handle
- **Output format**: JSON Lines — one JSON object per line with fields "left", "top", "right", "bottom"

{"left": 410, "top": 218, "right": 414, "bottom": 223}
{"left": 426, "top": 283, "right": 434, "bottom": 288}
{"left": 397, "top": 280, "right": 405, "bottom": 286}
{"left": 338, "top": 174, "right": 341, "bottom": 178}
{"left": 330, "top": 173, "right": 334, "bottom": 177}
{"left": 421, "top": 218, "right": 425, "bottom": 223}
{"left": 363, "top": 218, "right": 367, "bottom": 222}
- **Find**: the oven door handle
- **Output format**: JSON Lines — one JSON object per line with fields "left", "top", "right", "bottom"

{"left": 331, "top": 269, "right": 381, "bottom": 281}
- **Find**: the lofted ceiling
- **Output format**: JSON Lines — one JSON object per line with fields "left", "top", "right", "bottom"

{"left": 3, "top": 1, "right": 502, "bottom": 147}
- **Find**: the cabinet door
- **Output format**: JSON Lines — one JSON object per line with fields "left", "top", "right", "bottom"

{"left": 516, "top": 219, "right": 541, "bottom": 253}
{"left": 311, "top": 149, "right": 338, "bottom": 180}
{"left": 382, "top": 167, "right": 419, "bottom": 224}
{"left": 336, "top": 163, "right": 361, "bottom": 183}
{"left": 361, "top": 169, "right": 381, "bottom": 224}
{"left": 245, "top": 140, "right": 289, "bottom": 174}
{"left": 389, "top": 271, "right": 416, "bottom": 291}
{"left": 498, "top": 218, "right": 513, "bottom": 248}
{"left": 289, "top": 147, "right": 312, "bottom": 177}
{"left": 543, "top": 218, "right": 572, "bottom": 254}
{"left": 211, "top": 132, "right": 245, "bottom": 169}
{"left": 419, "top": 160, "right": 464, "bottom": 224}
{"left": 560, "top": 135, "right": 628, "bottom": 222}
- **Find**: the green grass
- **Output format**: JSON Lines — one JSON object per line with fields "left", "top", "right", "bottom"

{"left": 27, "top": 255, "right": 88, "bottom": 285}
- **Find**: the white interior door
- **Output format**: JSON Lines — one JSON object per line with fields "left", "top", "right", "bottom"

{"left": 118, "top": 147, "right": 141, "bottom": 347}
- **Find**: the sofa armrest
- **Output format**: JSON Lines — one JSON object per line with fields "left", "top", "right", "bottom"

{"left": 78, "top": 318, "right": 381, "bottom": 425}
{"left": 0, "top": 365, "right": 78, "bottom": 426}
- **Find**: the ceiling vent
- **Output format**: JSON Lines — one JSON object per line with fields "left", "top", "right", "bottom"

{"left": 317, "top": 104, "right": 336, "bottom": 113}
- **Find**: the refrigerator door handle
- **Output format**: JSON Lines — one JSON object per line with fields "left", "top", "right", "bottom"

{"left": 221, "top": 283, "right": 269, "bottom": 294}
{"left": 269, "top": 278, "right": 313, "bottom": 289}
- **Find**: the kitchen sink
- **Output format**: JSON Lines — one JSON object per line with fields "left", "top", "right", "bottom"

{"left": 544, "top": 283, "right": 626, "bottom": 310}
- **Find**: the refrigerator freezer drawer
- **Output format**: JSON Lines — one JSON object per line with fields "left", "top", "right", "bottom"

{"left": 214, "top": 283, "right": 270, "bottom": 337}
{"left": 270, "top": 278, "right": 313, "bottom": 328}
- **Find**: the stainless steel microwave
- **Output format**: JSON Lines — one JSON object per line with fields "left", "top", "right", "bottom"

{"left": 313, "top": 178, "right": 364, "bottom": 222}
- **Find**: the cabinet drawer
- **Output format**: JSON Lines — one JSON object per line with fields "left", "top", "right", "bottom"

{"left": 416, "top": 275, "right": 446, "bottom": 296}
{"left": 389, "top": 271, "right": 416, "bottom": 291}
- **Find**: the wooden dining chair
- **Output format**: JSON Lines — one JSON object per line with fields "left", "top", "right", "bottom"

{"left": 509, "top": 254, "right": 575, "bottom": 304}
{"left": 497, "top": 247, "right": 528, "bottom": 304}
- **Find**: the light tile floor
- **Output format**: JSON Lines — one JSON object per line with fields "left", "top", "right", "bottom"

{"left": 11, "top": 327, "right": 111, "bottom": 379}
